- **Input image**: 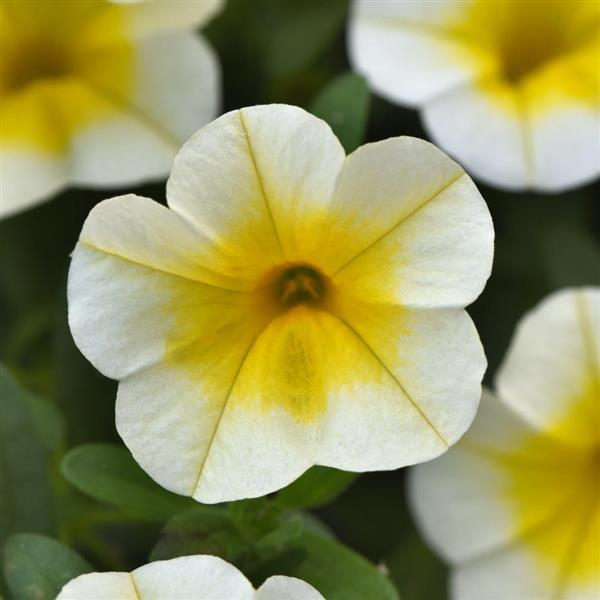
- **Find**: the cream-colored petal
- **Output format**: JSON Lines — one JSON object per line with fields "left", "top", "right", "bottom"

{"left": 132, "top": 555, "right": 254, "bottom": 599}
{"left": 496, "top": 287, "right": 600, "bottom": 449}
{"left": 68, "top": 195, "right": 247, "bottom": 380}
{"left": 166, "top": 105, "right": 345, "bottom": 274}
{"left": 256, "top": 576, "right": 324, "bottom": 600}
{"left": 349, "top": 0, "right": 495, "bottom": 106}
{"left": 318, "top": 304, "right": 485, "bottom": 471}
{"left": 320, "top": 137, "right": 492, "bottom": 308}
{"left": 0, "top": 150, "right": 67, "bottom": 218}
{"left": 422, "top": 78, "right": 530, "bottom": 190}
{"left": 57, "top": 572, "right": 137, "bottom": 599}
{"left": 523, "top": 43, "right": 600, "bottom": 191}
{"left": 451, "top": 499, "right": 600, "bottom": 600}
{"left": 78, "top": 31, "right": 219, "bottom": 151}
{"left": 409, "top": 391, "right": 587, "bottom": 566}
{"left": 107, "top": 0, "right": 224, "bottom": 39}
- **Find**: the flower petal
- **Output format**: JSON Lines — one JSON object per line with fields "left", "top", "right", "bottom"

{"left": 496, "top": 287, "right": 600, "bottom": 448}
{"left": 132, "top": 556, "right": 254, "bottom": 599}
{"left": 318, "top": 303, "right": 485, "bottom": 470}
{"left": 58, "top": 572, "right": 137, "bottom": 599}
{"left": 68, "top": 195, "right": 247, "bottom": 380}
{"left": 409, "top": 391, "right": 585, "bottom": 566}
{"left": 422, "top": 78, "right": 530, "bottom": 190}
{"left": 349, "top": 0, "right": 495, "bottom": 105}
{"left": 78, "top": 31, "right": 219, "bottom": 153}
{"left": 166, "top": 105, "right": 345, "bottom": 267}
{"left": 524, "top": 43, "right": 600, "bottom": 191}
{"left": 256, "top": 576, "right": 325, "bottom": 600}
{"left": 322, "top": 137, "right": 493, "bottom": 308}
{"left": 108, "top": 0, "right": 224, "bottom": 39}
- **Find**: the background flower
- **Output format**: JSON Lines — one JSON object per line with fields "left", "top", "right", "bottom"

{"left": 349, "top": 0, "right": 600, "bottom": 191}
{"left": 67, "top": 104, "right": 493, "bottom": 503}
{"left": 0, "top": 0, "right": 222, "bottom": 218}
{"left": 409, "top": 288, "right": 600, "bottom": 599}
{"left": 58, "top": 554, "right": 324, "bottom": 599}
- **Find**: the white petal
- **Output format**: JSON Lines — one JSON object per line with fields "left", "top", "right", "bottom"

{"left": 496, "top": 287, "right": 600, "bottom": 448}
{"left": 109, "top": 0, "right": 224, "bottom": 38}
{"left": 132, "top": 555, "right": 254, "bottom": 599}
{"left": 349, "top": 0, "right": 495, "bottom": 105}
{"left": 0, "top": 150, "right": 67, "bottom": 218}
{"left": 422, "top": 79, "right": 530, "bottom": 190}
{"left": 166, "top": 105, "right": 345, "bottom": 267}
{"left": 322, "top": 137, "right": 493, "bottom": 308}
{"left": 57, "top": 572, "right": 137, "bottom": 599}
{"left": 68, "top": 195, "right": 243, "bottom": 380}
{"left": 529, "top": 103, "right": 600, "bottom": 192}
{"left": 409, "top": 390, "right": 583, "bottom": 564}
{"left": 256, "top": 576, "right": 324, "bottom": 600}
{"left": 318, "top": 306, "right": 485, "bottom": 471}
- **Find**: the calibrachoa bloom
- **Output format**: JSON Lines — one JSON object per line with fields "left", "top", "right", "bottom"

{"left": 68, "top": 104, "right": 494, "bottom": 503}
{"left": 0, "top": 0, "right": 222, "bottom": 218}
{"left": 57, "top": 554, "right": 324, "bottom": 599}
{"left": 410, "top": 288, "right": 600, "bottom": 599}
{"left": 349, "top": 0, "right": 600, "bottom": 192}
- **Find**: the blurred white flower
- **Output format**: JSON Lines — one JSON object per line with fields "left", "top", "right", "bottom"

{"left": 0, "top": 0, "right": 223, "bottom": 218}
{"left": 349, "top": 0, "right": 600, "bottom": 192}
{"left": 68, "top": 104, "right": 493, "bottom": 503}
{"left": 57, "top": 554, "right": 324, "bottom": 599}
{"left": 410, "top": 287, "right": 600, "bottom": 599}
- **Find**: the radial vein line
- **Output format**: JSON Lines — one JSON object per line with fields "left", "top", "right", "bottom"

{"left": 80, "top": 241, "right": 245, "bottom": 294}
{"left": 331, "top": 172, "right": 465, "bottom": 277}
{"left": 238, "top": 109, "right": 285, "bottom": 258}
{"left": 333, "top": 314, "right": 449, "bottom": 447}
{"left": 190, "top": 323, "right": 269, "bottom": 496}
{"left": 129, "top": 574, "right": 142, "bottom": 600}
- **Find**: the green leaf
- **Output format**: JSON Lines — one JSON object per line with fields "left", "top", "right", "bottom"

{"left": 0, "top": 365, "right": 55, "bottom": 547}
{"left": 61, "top": 444, "right": 194, "bottom": 521}
{"left": 541, "top": 224, "right": 600, "bottom": 288}
{"left": 311, "top": 72, "right": 370, "bottom": 153}
{"left": 277, "top": 466, "right": 358, "bottom": 509}
{"left": 21, "top": 394, "right": 65, "bottom": 452}
{"left": 284, "top": 532, "right": 399, "bottom": 600}
{"left": 385, "top": 530, "right": 447, "bottom": 600}
{"left": 3, "top": 533, "right": 91, "bottom": 600}
{"left": 150, "top": 505, "right": 236, "bottom": 563}
{"left": 260, "top": 0, "right": 347, "bottom": 77}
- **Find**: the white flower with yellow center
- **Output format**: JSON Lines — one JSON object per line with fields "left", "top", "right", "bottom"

{"left": 0, "top": 0, "right": 223, "bottom": 218}
{"left": 57, "top": 554, "right": 324, "bottom": 599}
{"left": 410, "top": 288, "right": 600, "bottom": 599}
{"left": 349, "top": 0, "right": 600, "bottom": 191}
{"left": 68, "top": 104, "right": 494, "bottom": 503}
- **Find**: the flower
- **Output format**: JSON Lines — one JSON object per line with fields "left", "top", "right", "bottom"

{"left": 68, "top": 104, "right": 494, "bottom": 503}
{"left": 0, "top": 0, "right": 223, "bottom": 218}
{"left": 57, "top": 554, "right": 324, "bottom": 599}
{"left": 409, "top": 288, "right": 600, "bottom": 599}
{"left": 348, "top": 0, "right": 600, "bottom": 192}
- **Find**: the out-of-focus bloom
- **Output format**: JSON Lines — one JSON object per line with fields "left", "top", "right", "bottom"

{"left": 0, "top": 0, "right": 223, "bottom": 218}
{"left": 68, "top": 104, "right": 493, "bottom": 503}
{"left": 57, "top": 554, "right": 324, "bottom": 599}
{"left": 410, "top": 288, "right": 600, "bottom": 599}
{"left": 349, "top": 0, "right": 600, "bottom": 192}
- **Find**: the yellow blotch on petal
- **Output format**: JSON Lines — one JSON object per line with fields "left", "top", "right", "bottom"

{"left": 499, "top": 384, "right": 600, "bottom": 588}
{"left": 0, "top": 0, "right": 132, "bottom": 152}
{"left": 446, "top": 0, "right": 600, "bottom": 114}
